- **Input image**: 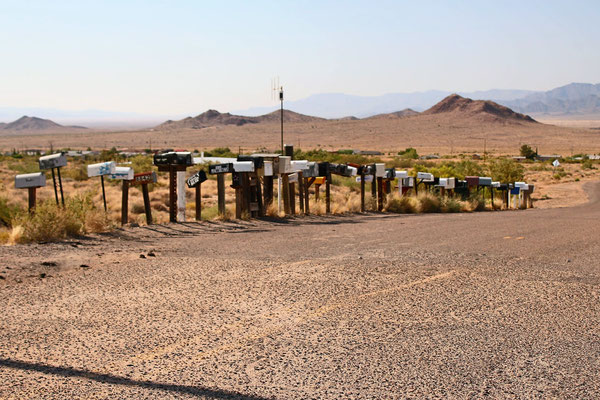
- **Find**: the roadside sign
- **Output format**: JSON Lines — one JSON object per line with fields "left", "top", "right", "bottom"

{"left": 552, "top": 159, "right": 560, "bottom": 167}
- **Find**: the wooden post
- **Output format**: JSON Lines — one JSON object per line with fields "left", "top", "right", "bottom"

{"left": 414, "top": 178, "right": 419, "bottom": 196}
{"left": 168, "top": 166, "right": 177, "bottom": 223}
{"left": 304, "top": 177, "right": 312, "bottom": 215}
{"left": 141, "top": 184, "right": 152, "bottom": 225}
{"left": 360, "top": 172, "right": 365, "bottom": 212}
{"left": 121, "top": 180, "right": 129, "bottom": 225}
{"left": 282, "top": 173, "right": 291, "bottom": 215}
{"left": 217, "top": 174, "right": 226, "bottom": 216}
{"left": 490, "top": 187, "right": 495, "bottom": 210}
{"left": 28, "top": 187, "right": 36, "bottom": 212}
{"left": 57, "top": 167, "right": 65, "bottom": 206}
{"left": 290, "top": 182, "right": 296, "bottom": 214}
{"left": 100, "top": 175, "right": 107, "bottom": 212}
{"left": 325, "top": 174, "right": 331, "bottom": 214}
{"left": 377, "top": 177, "right": 384, "bottom": 212}
{"left": 51, "top": 168, "right": 59, "bottom": 205}
{"left": 297, "top": 172, "right": 304, "bottom": 214}
{"left": 243, "top": 172, "right": 251, "bottom": 217}
{"left": 195, "top": 184, "right": 201, "bottom": 221}
{"left": 371, "top": 174, "right": 376, "bottom": 210}
{"left": 235, "top": 186, "right": 243, "bottom": 219}
{"left": 315, "top": 184, "right": 320, "bottom": 201}
{"left": 263, "top": 176, "right": 273, "bottom": 208}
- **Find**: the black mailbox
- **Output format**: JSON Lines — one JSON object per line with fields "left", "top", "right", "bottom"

{"left": 186, "top": 170, "right": 207, "bottom": 188}
{"left": 385, "top": 168, "right": 395, "bottom": 179}
{"left": 208, "top": 163, "right": 234, "bottom": 174}
{"left": 318, "top": 162, "right": 330, "bottom": 177}
{"left": 231, "top": 172, "right": 242, "bottom": 189}
{"left": 154, "top": 152, "right": 193, "bottom": 166}
{"left": 362, "top": 164, "right": 375, "bottom": 175}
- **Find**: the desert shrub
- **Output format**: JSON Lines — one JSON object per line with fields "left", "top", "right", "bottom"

{"left": 130, "top": 155, "right": 155, "bottom": 173}
{"left": 520, "top": 144, "right": 536, "bottom": 160}
{"left": 11, "top": 194, "right": 113, "bottom": 243}
{"left": 205, "top": 147, "right": 236, "bottom": 158}
{"left": 387, "top": 158, "right": 414, "bottom": 169}
{"left": 385, "top": 194, "right": 417, "bottom": 213}
{"left": 0, "top": 197, "right": 23, "bottom": 228}
{"left": 64, "top": 164, "right": 89, "bottom": 181}
{"left": 8, "top": 158, "right": 39, "bottom": 174}
{"left": 469, "top": 194, "right": 487, "bottom": 211}
{"left": 398, "top": 147, "right": 419, "bottom": 159}
{"left": 441, "top": 197, "right": 462, "bottom": 213}
{"left": 488, "top": 158, "right": 524, "bottom": 183}
{"left": 131, "top": 202, "right": 146, "bottom": 214}
{"left": 417, "top": 193, "right": 442, "bottom": 213}
{"left": 582, "top": 159, "right": 595, "bottom": 170}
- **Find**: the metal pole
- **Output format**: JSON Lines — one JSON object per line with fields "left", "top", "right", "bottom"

{"left": 51, "top": 168, "right": 59, "bottom": 205}
{"left": 100, "top": 175, "right": 107, "bottom": 212}
{"left": 57, "top": 167, "right": 65, "bottom": 206}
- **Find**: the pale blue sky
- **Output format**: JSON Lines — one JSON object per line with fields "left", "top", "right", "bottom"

{"left": 1, "top": 0, "right": 599, "bottom": 115}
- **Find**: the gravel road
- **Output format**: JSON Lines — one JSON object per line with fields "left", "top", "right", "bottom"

{"left": 1, "top": 183, "right": 599, "bottom": 399}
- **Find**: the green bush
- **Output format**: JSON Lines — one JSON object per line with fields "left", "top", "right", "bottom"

{"left": 442, "top": 197, "right": 462, "bottom": 213}
{"left": 488, "top": 158, "right": 524, "bottom": 183}
{"left": 520, "top": 144, "right": 536, "bottom": 160}
{"left": 398, "top": 147, "right": 419, "bottom": 159}
{"left": 0, "top": 197, "right": 23, "bottom": 228}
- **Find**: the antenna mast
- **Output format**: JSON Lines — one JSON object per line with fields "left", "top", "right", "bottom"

{"left": 271, "top": 77, "right": 284, "bottom": 153}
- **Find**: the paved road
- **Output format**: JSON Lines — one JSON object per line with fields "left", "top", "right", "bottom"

{"left": 1, "top": 183, "right": 599, "bottom": 399}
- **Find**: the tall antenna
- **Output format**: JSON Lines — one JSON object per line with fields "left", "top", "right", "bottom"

{"left": 271, "top": 77, "right": 284, "bottom": 153}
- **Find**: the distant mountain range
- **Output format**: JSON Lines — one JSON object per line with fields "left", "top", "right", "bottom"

{"left": 234, "top": 83, "right": 600, "bottom": 119}
{"left": 0, "top": 116, "right": 86, "bottom": 132}
{"left": 156, "top": 94, "right": 536, "bottom": 130}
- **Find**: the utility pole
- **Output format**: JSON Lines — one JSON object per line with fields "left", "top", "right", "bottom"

{"left": 279, "top": 86, "right": 284, "bottom": 154}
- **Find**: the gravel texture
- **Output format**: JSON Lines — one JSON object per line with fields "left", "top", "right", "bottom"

{"left": 1, "top": 183, "right": 599, "bottom": 399}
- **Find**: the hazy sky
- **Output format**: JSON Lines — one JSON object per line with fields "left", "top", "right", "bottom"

{"left": 1, "top": 0, "right": 599, "bottom": 115}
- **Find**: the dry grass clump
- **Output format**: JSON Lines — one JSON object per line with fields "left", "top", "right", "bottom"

{"left": 417, "top": 192, "right": 442, "bottom": 213}
{"left": 385, "top": 194, "right": 418, "bottom": 213}
{"left": 3, "top": 194, "right": 113, "bottom": 244}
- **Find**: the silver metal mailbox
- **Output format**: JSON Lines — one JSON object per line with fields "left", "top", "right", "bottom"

{"left": 290, "top": 160, "right": 308, "bottom": 171}
{"left": 39, "top": 153, "right": 67, "bottom": 170}
{"left": 289, "top": 173, "right": 298, "bottom": 183}
{"left": 446, "top": 177, "right": 456, "bottom": 189}
{"left": 232, "top": 161, "right": 255, "bottom": 172}
{"left": 263, "top": 161, "right": 273, "bottom": 176}
{"left": 438, "top": 178, "right": 448, "bottom": 187}
{"left": 279, "top": 156, "right": 292, "bottom": 174}
{"left": 492, "top": 181, "right": 501, "bottom": 188}
{"left": 303, "top": 162, "right": 319, "bottom": 178}
{"left": 417, "top": 172, "right": 434, "bottom": 181}
{"left": 395, "top": 170, "right": 408, "bottom": 179}
{"left": 375, "top": 163, "right": 386, "bottom": 178}
{"left": 15, "top": 172, "right": 46, "bottom": 188}
{"left": 515, "top": 182, "right": 528, "bottom": 189}
{"left": 109, "top": 166, "right": 134, "bottom": 180}
{"left": 347, "top": 166, "right": 357, "bottom": 176}
{"left": 88, "top": 161, "right": 116, "bottom": 177}
{"left": 479, "top": 177, "right": 492, "bottom": 186}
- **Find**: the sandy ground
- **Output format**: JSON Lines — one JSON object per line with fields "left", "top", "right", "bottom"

{"left": 0, "top": 182, "right": 599, "bottom": 398}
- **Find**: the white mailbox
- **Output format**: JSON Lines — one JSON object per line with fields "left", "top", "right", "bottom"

{"left": 279, "top": 156, "right": 292, "bottom": 174}
{"left": 263, "top": 161, "right": 273, "bottom": 176}
{"left": 395, "top": 170, "right": 409, "bottom": 179}
{"left": 289, "top": 173, "right": 298, "bottom": 183}
{"left": 417, "top": 172, "right": 434, "bottom": 181}
{"left": 290, "top": 160, "right": 308, "bottom": 171}
{"left": 356, "top": 175, "right": 374, "bottom": 183}
{"left": 87, "top": 161, "right": 116, "bottom": 177}
{"left": 375, "top": 163, "right": 386, "bottom": 178}
{"left": 233, "top": 161, "right": 255, "bottom": 172}
{"left": 347, "top": 166, "right": 358, "bottom": 176}
{"left": 446, "top": 177, "right": 456, "bottom": 189}
{"left": 492, "top": 181, "right": 501, "bottom": 188}
{"left": 109, "top": 166, "right": 134, "bottom": 180}
{"left": 39, "top": 153, "right": 67, "bottom": 170}
{"left": 15, "top": 172, "right": 46, "bottom": 189}
{"left": 515, "top": 182, "right": 528, "bottom": 189}
{"left": 438, "top": 178, "right": 448, "bottom": 187}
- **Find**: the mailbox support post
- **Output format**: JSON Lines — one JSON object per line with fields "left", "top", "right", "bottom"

{"left": 289, "top": 182, "right": 296, "bottom": 215}
{"left": 57, "top": 167, "right": 65, "bottom": 206}
{"left": 51, "top": 168, "right": 59, "bottom": 205}
{"left": 305, "top": 177, "right": 312, "bottom": 215}
{"left": 263, "top": 176, "right": 273, "bottom": 209}
{"left": 325, "top": 174, "right": 331, "bottom": 214}
{"left": 377, "top": 177, "right": 384, "bottom": 212}
{"left": 121, "top": 180, "right": 129, "bottom": 225}
{"left": 195, "top": 184, "right": 201, "bottom": 221}
{"left": 217, "top": 174, "right": 226, "bottom": 216}
{"left": 282, "top": 174, "right": 291, "bottom": 215}
{"left": 168, "top": 166, "right": 177, "bottom": 223}
{"left": 297, "top": 171, "right": 304, "bottom": 214}
{"left": 142, "top": 184, "right": 152, "bottom": 225}
{"left": 360, "top": 172, "right": 365, "bottom": 212}
{"left": 100, "top": 175, "right": 107, "bottom": 212}
{"left": 28, "top": 187, "right": 37, "bottom": 212}
{"left": 371, "top": 173, "right": 377, "bottom": 211}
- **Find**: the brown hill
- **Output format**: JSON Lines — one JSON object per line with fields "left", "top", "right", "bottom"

{"left": 367, "top": 108, "right": 419, "bottom": 120}
{"left": 157, "top": 109, "right": 323, "bottom": 130}
{"left": 424, "top": 94, "right": 536, "bottom": 123}
{"left": 1, "top": 116, "right": 87, "bottom": 132}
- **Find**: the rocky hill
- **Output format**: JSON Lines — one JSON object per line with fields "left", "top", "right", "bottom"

{"left": 1, "top": 116, "right": 86, "bottom": 131}
{"left": 157, "top": 109, "right": 324, "bottom": 130}
{"left": 424, "top": 95, "right": 536, "bottom": 123}
{"left": 367, "top": 109, "right": 419, "bottom": 119}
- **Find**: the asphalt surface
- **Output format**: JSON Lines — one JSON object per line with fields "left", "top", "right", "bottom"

{"left": 1, "top": 183, "right": 599, "bottom": 399}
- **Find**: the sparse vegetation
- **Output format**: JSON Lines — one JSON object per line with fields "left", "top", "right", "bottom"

{"left": 520, "top": 144, "right": 536, "bottom": 160}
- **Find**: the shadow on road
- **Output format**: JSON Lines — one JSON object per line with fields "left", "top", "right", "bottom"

{"left": 0, "top": 358, "right": 272, "bottom": 399}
